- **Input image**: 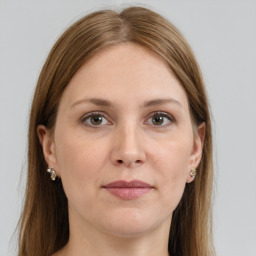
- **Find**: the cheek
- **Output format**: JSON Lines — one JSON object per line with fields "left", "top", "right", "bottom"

{"left": 55, "top": 126, "right": 108, "bottom": 175}
{"left": 151, "top": 136, "right": 192, "bottom": 206}
{"left": 53, "top": 127, "right": 109, "bottom": 203}
{"left": 152, "top": 134, "right": 192, "bottom": 176}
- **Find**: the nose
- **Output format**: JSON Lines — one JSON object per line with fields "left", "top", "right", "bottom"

{"left": 110, "top": 124, "right": 146, "bottom": 168}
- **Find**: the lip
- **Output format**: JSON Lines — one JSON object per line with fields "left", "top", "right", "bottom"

{"left": 102, "top": 180, "right": 154, "bottom": 200}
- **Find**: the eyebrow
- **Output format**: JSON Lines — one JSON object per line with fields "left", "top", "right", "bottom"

{"left": 70, "top": 98, "right": 112, "bottom": 109}
{"left": 143, "top": 98, "right": 182, "bottom": 108}
{"left": 70, "top": 97, "right": 182, "bottom": 109}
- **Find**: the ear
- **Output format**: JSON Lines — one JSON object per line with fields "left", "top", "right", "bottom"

{"left": 37, "top": 125, "right": 59, "bottom": 175}
{"left": 186, "top": 122, "right": 205, "bottom": 183}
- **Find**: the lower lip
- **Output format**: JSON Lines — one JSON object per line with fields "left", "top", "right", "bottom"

{"left": 104, "top": 188, "right": 152, "bottom": 200}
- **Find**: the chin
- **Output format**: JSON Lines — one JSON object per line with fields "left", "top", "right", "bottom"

{"left": 97, "top": 207, "right": 171, "bottom": 238}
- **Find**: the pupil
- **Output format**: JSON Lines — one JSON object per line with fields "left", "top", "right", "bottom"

{"left": 91, "top": 115, "right": 102, "bottom": 125}
{"left": 153, "top": 116, "right": 163, "bottom": 125}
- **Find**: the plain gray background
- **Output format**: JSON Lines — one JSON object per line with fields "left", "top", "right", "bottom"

{"left": 0, "top": 0, "right": 256, "bottom": 255}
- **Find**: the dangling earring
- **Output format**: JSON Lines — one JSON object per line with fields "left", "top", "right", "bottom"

{"left": 47, "top": 167, "right": 57, "bottom": 181}
{"left": 190, "top": 167, "right": 197, "bottom": 178}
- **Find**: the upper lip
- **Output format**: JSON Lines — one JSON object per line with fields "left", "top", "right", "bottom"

{"left": 103, "top": 180, "right": 153, "bottom": 188}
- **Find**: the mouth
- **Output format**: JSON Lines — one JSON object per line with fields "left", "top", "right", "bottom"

{"left": 102, "top": 180, "right": 154, "bottom": 200}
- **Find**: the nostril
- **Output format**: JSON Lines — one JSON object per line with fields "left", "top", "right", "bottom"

{"left": 116, "top": 159, "right": 143, "bottom": 166}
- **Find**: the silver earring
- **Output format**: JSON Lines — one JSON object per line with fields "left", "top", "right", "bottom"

{"left": 190, "top": 168, "right": 197, "bottom": 178}
{"left": 47, "top": 167, "right": 57, "bottom": 181}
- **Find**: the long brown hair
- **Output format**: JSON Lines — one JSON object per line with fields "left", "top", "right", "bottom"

{"left": 18, "top": 6, "right": 215, "bottom": 256}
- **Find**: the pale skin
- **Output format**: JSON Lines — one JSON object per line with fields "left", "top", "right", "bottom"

{"left": 38, "top": 43, "right": 205, "bottom": 256}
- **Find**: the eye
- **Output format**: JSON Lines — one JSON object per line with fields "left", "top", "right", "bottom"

{"left": 81, "top": 112, "right": 110, "bottom": 127}
{"left": 146, "top": 112, "right": 174, "bottom": 127}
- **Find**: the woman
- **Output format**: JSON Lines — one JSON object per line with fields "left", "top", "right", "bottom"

{"left": 18, "top": 6, "right": 215, "bottom": 256}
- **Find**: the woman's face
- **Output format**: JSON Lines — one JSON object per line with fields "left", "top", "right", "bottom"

{"left": 39, "top": 43, "right": 204, "bottom": 238}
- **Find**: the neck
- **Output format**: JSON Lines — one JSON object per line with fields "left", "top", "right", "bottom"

{"left": 65, "top": 233, "right": 170, "bottom": 256}
{"left": 58, "top": 211, "right": 171, "bottom": 256}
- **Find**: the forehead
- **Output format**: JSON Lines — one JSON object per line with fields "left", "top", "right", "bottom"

{"left": 60, "top": 43, "right": 189, "bottom": 110}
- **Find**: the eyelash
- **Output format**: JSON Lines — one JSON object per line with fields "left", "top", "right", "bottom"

{"left": 80, "top": 112, "right": 111, "bottom": 127}
{"left": 146, "top": 112, "right": 175, "bottom": 127}
{"left": 80, "top": 111, "right": 175, "bottom": 128}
